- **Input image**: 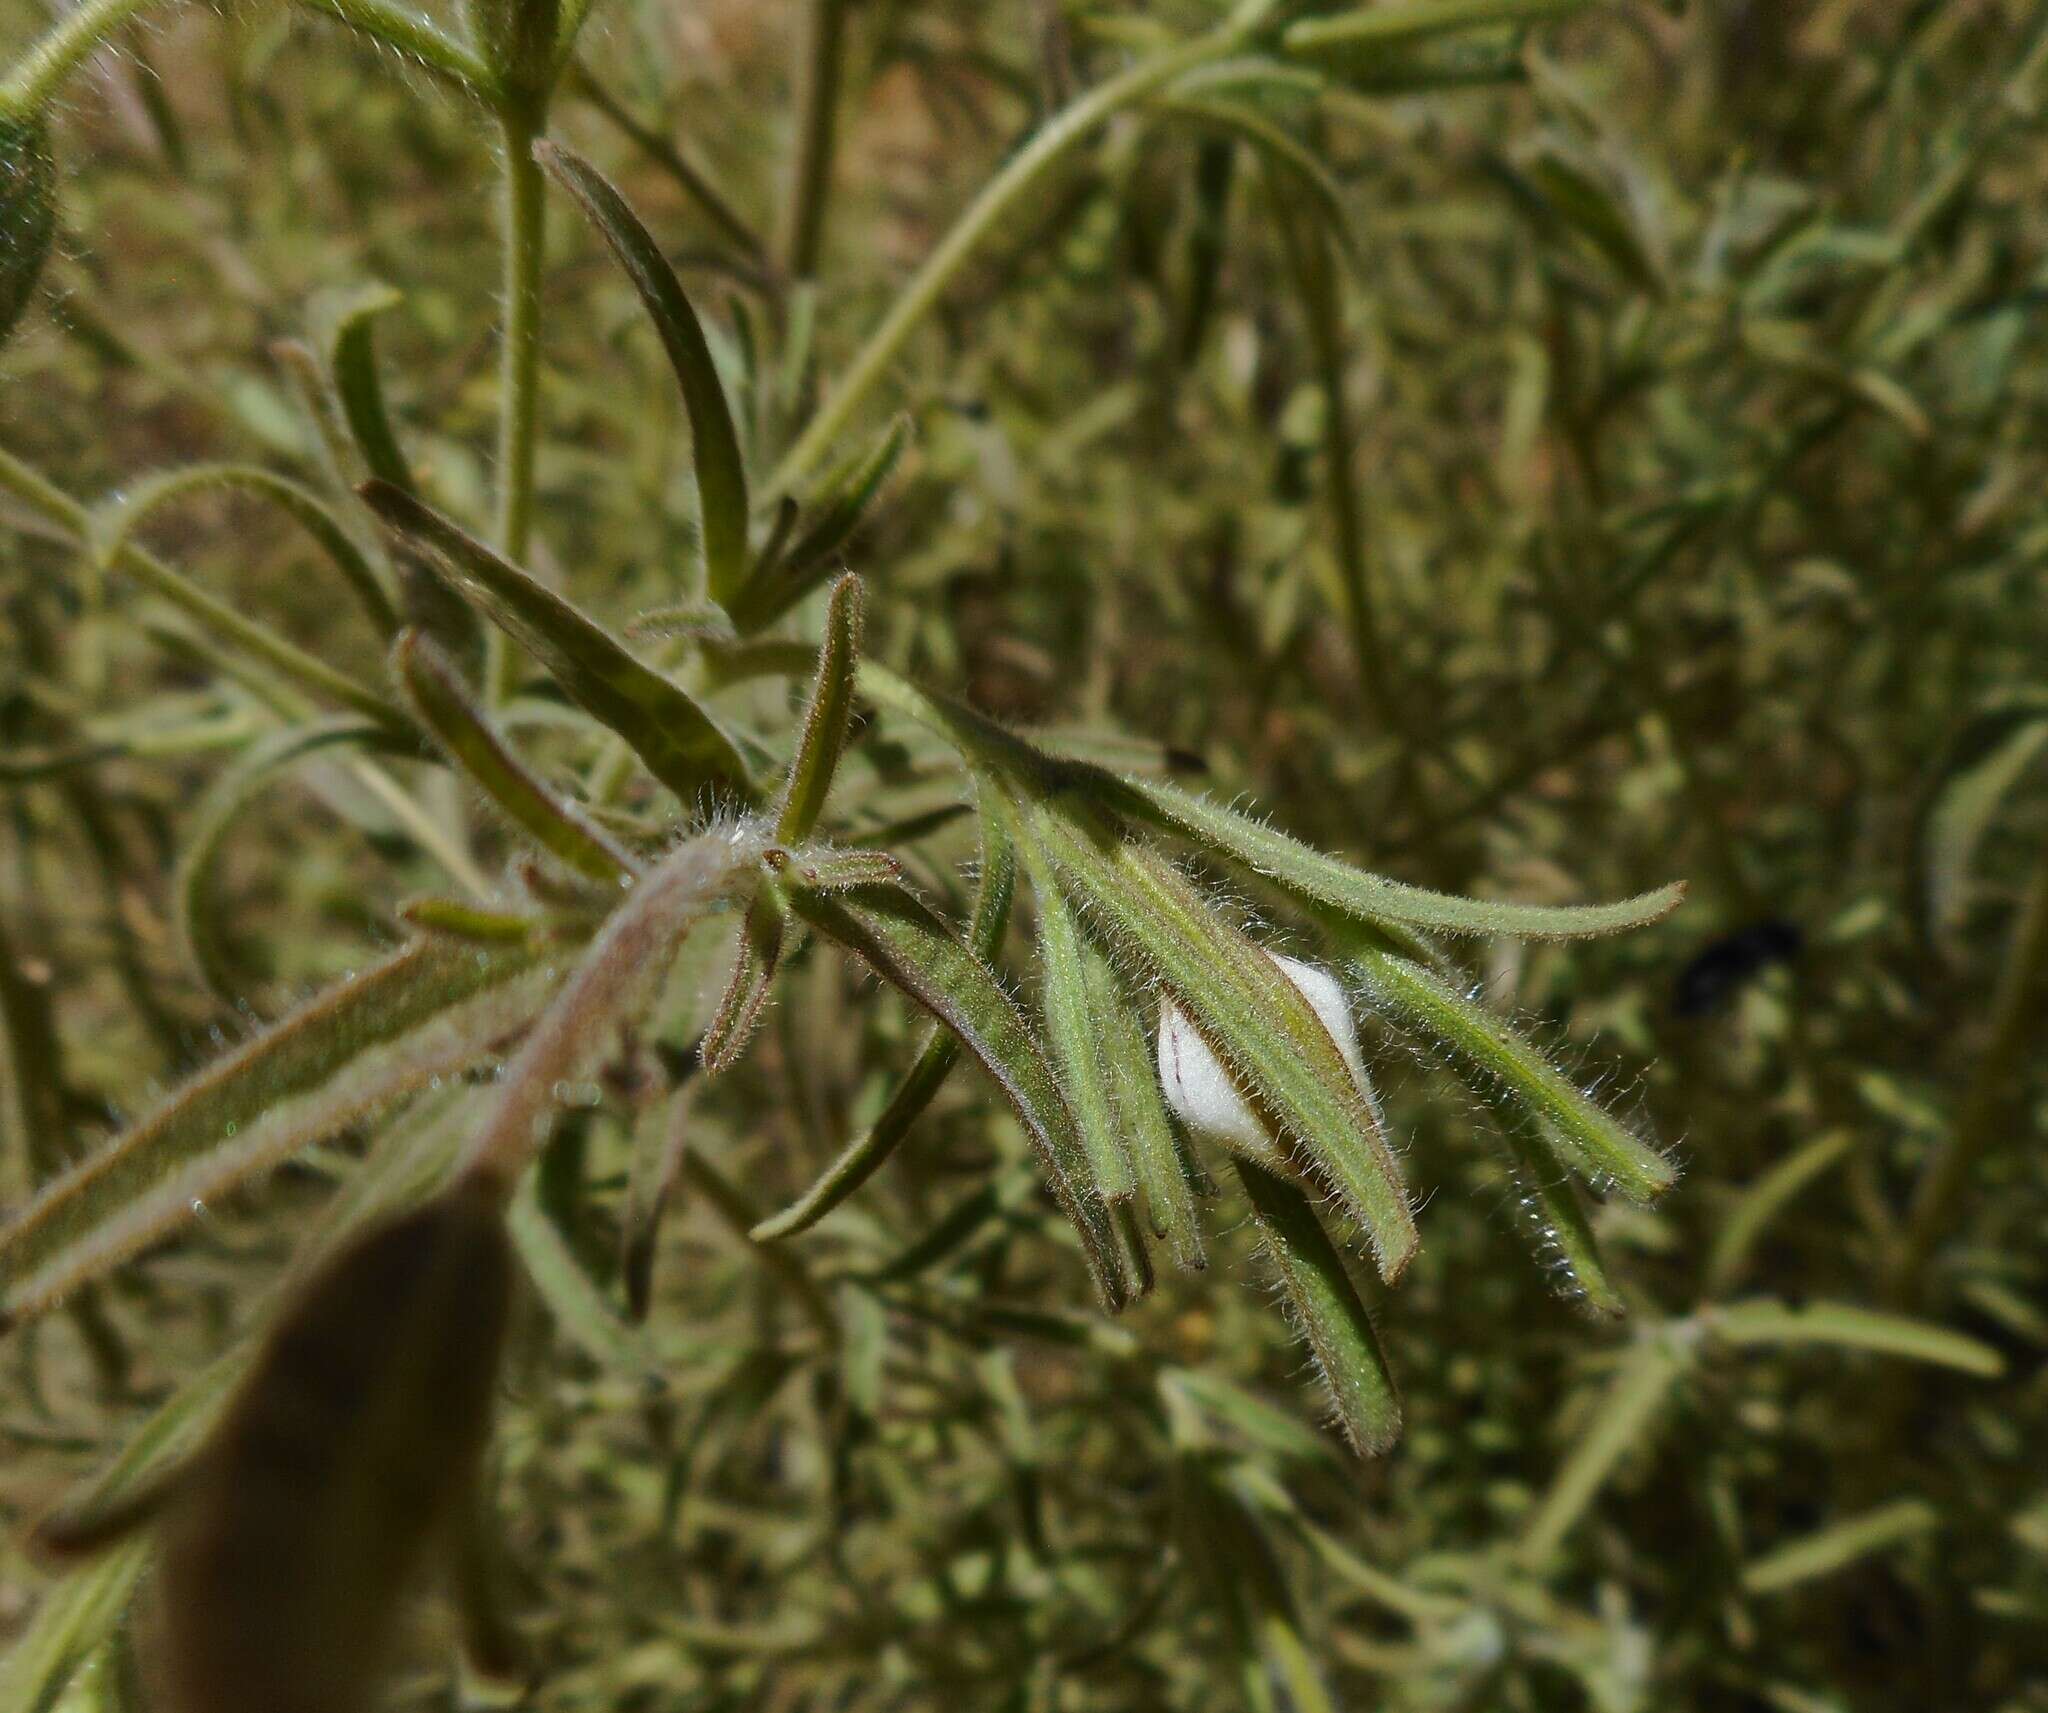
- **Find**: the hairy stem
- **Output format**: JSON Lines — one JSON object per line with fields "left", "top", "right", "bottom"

{"left": 1, "top": 0, "right": 163, "bottom": 113}
{"left": 458, "top": 825, "right": 766, "bottom": 1193}
{"left": 490, "top": 104, "right": 547, "bottom": 699}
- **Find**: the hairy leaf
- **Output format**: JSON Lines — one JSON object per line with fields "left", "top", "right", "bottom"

{"left": 538, "top": 141, "right": 751, "bottom": 606}
{"left": 395, "top": 629, "right": 635, "bottom": 884}
{"left": 361, "top": 481, "right": 756, "bottom": 806}
{"left": 0, "top": 939, "right": 554, "bottom": 1328}
{"left": 783, "top": 878, "right": 1126, "bottom": 1310}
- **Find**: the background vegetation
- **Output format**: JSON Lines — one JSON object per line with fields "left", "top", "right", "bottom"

{"left": 3, "top": 0, "right": 2046, "bottom": 1708}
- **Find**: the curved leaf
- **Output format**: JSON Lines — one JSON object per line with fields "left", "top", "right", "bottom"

{"left": 395, "top": 629, "right": 636, "bottom": 885}
{"left": 360, "top": 480, "right": 756, "bottom": 806}
{"left": 537, "top": 140, "right": 751, "bottom": 606}
{"left": 783, "top": 878, "right": 1126, "bottom": 1311}
{"left": 0, "top": 939, "right": 556, "bottom": 1329}
{"left": 1116, "top": 774, "right": 1686, "bottom": 939}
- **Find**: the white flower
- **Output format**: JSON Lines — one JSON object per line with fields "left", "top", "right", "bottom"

{"left": 1156, "top": 955, "right": 1367, "bottom": 1153}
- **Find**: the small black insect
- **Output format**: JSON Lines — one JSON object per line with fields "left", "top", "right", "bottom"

{"left": 1672, "top": 919, "right": 1804, "bottom": 1018}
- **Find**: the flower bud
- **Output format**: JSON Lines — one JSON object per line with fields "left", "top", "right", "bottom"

{"left": 1157, "top": 953, "right": 1369, "bottom": 1156}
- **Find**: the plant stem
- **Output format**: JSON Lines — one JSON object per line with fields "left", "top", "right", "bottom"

{"left": 765, "top": 3, "right": 1281, "bottom": 497}
{"left": 491, "top": 103, "right": 547, "bottom": 701}
{"left": 0, "top": 0, "right": 161, "bottom": 113}
{"left": 567, "top": 64, "right": 765, "bottom": 259}
{"left": 779, "top": 0, "right": 848, "bottom": 280}
{"left": 1893, "top": 839, "right": 2048, "bottom": 1302}
{"left": 295, "top": 0, "right": 493, "bottom": 87}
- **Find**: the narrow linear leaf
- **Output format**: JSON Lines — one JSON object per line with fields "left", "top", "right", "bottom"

{"left": 1741, "top": 1499, "right": 1942, "bottom": 1596}
{"left": 397, "top": 897, "right": 546, "bottom": 945}
{"left": 1087, "top": 932, "right": 1205, "bottom": 1270}
{"left": 1523, "top": 152, "right": 1664, "bottom": 298}
{"left": 0, "top": 938, "right": 556, "bottom": 1328}
{"left": 783, "top": 879, "right": 1126, "bottom": 1312}
{"left": 174, "top": 716, "right": 415, "bottom": 1006}
{"left": 1157, "top": 96, "right": 1355, "bottom": 267}
{"left": 752, "top": 802, "right": 1017, "bottom": 1241}
{"left": 0, "top": 445, "right": 414, "bottom": 733}
{"left": 1036, "top": 806, "right": 1418, "bottom": 1282}
{"left": 1118, "top": 774, "right": 1687, "bottom": 940}
{"left": 360, "top": 480, "right": 756, "bottom": 806}
{"left": 1350, "top": 944, "right": 1676, "bottom": 1203}
{"left": 94, "top": 463, "right": 398, "bottom": 641}
{"left": 699, "top": 895, "right": 786, "bottom": 1076}
{"left": 1710, "top": 1299, "right": 2004, "bottom": 1378}
{"left": 1285, "top": 0, "right": 1588, "bottom": 52}
{"left": 730, "top": 416, "right": 909, "bottom": 633}
{"left": 1174, "top": 1454, "right": 1339, "bottom": 1713}
{"left": 510, "top": 1167, "right": 660, "bottom": 1374}
{"left": 537, "top": 141, "right": 750, "bottom": 606}
{"left": 1234, "top": 1158, "right": 1402, "bottom": 1456}
{"left": 1469, "top": 1080, "right": 1623, "bottom": 1318}
{"left": 1704, "top": 1130, "right": 1855, "bottom": 1298}
{"left": 321, "top": 283, "right": 413, "bottom": 491}
{"left": 395, "top": 629, "right": 636, "bottom": 885}
{"left": 1017, "top": 814, "right": 1138, "bottom": 1204}
{"left": 766, "top": 846, "right": 902, "bottom": 892}
{"left": 775, "top": 572, "right": 863, "bottom": 844}
{"left": 1519, "top": 1332, "right": 1689, "bottom": 1565}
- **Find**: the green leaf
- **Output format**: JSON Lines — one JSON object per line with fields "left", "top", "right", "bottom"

{"left": 698, "top": 894, "right": 787, "bottom": 1076}
{"left": 1087, "top": 930, "right": 1206, "bottom": 1271}
{"left": 1741, "top": 1499, "right": 1942, "bottom": 1596}
{"left": 1523, "top": 151, "right": 1665, "bottom": 298}
{"left": 511, "top": 1167, "right": 661, "bottom": 1372}
{"left": 1911, "top": 698, "right": 2048, "bottom": 956}
{"left": 1234, "top": 1158, "right": 1402, "bottom": 1456}
{"left": 1173, "top": 1453, "right": 1339, "bottom": 1713}
{"left": 752, "top": 801, "right": 1017, "bottom": 1241}
{"left": 1470, "top": 1079, "right": 1624, "bottom": 1318}
{"left": 1116, "top": 774, "right": 1688, "bottom": 940}
{"left": 319, "top": 283, "right": 413, "bottom": 492}
{"left": 730, "top": 416, "right": 909, "bottom": 633}
{"left": 1710, "top": 1299, "right": 2004, "bottom": 1378}
{"left": 1032, "top": 805, "right": 1418, "bottom": 1282}
{"left": 173, "top": 716, "right": 414, "bottom": 1006}
{"left": 537, "top": 141, "right": 751, "bottom": 606}
{"left": 94, "top": 462, "right": 399, "bottom": 641}
{"left": 0, "top": 114, "right": 56, "bottom": 347}
{"left": 397, "top": 897, "right": 548, "bottom": 945}
{"left": 1518, "top": 1332, "right": 1689, "bottom": 1566}
{"left": 394, "top": 629, "right": 636, "bottom": 885}
{"left": 774, "top": 572, "right": 863, "bottom": 843}
{"left": 0, "top": 938, "right": 555, "bottom": 1329}
{"left": 1703, "top": 1130, "right": 1855, "bottom": 1298}
{"left": 1016, "top": 813, "right": 1138, "bottom": 1205}
{"left": 1285, "top": 0, "right": 1588, "bottom": 52}
{"left": 782, "top": 878, "right": 1126, "bottom": 1311}
{"left": 1349, "top": 944, "right": 1676, "bottom": 1204}
{"left": 360, "top": 480, "right": 756, "bottom": 806}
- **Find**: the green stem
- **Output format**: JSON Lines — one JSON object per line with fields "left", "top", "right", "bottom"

{"left": 0, "top": 446, "right": 411, "bottom": 733}
{"left": 491, "top": 104, "right": 548, "bottom": 700}
{"left": 1894, "top": 840, "right": 2048, "bottom": 1301}
{"left": 295, "top": 0, "right": 493, "bottom": 87}
{"left": 568, "top": 64, "right": 765, "bottom": 259}
{"left": 764, "top": 1, "right": 1282, "bottom": 497}
{"left": 1, "top": 0, "right": 164, "bottom": 113}
{"left": 779, "top": 0, "right": 848, "bottom": 280}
